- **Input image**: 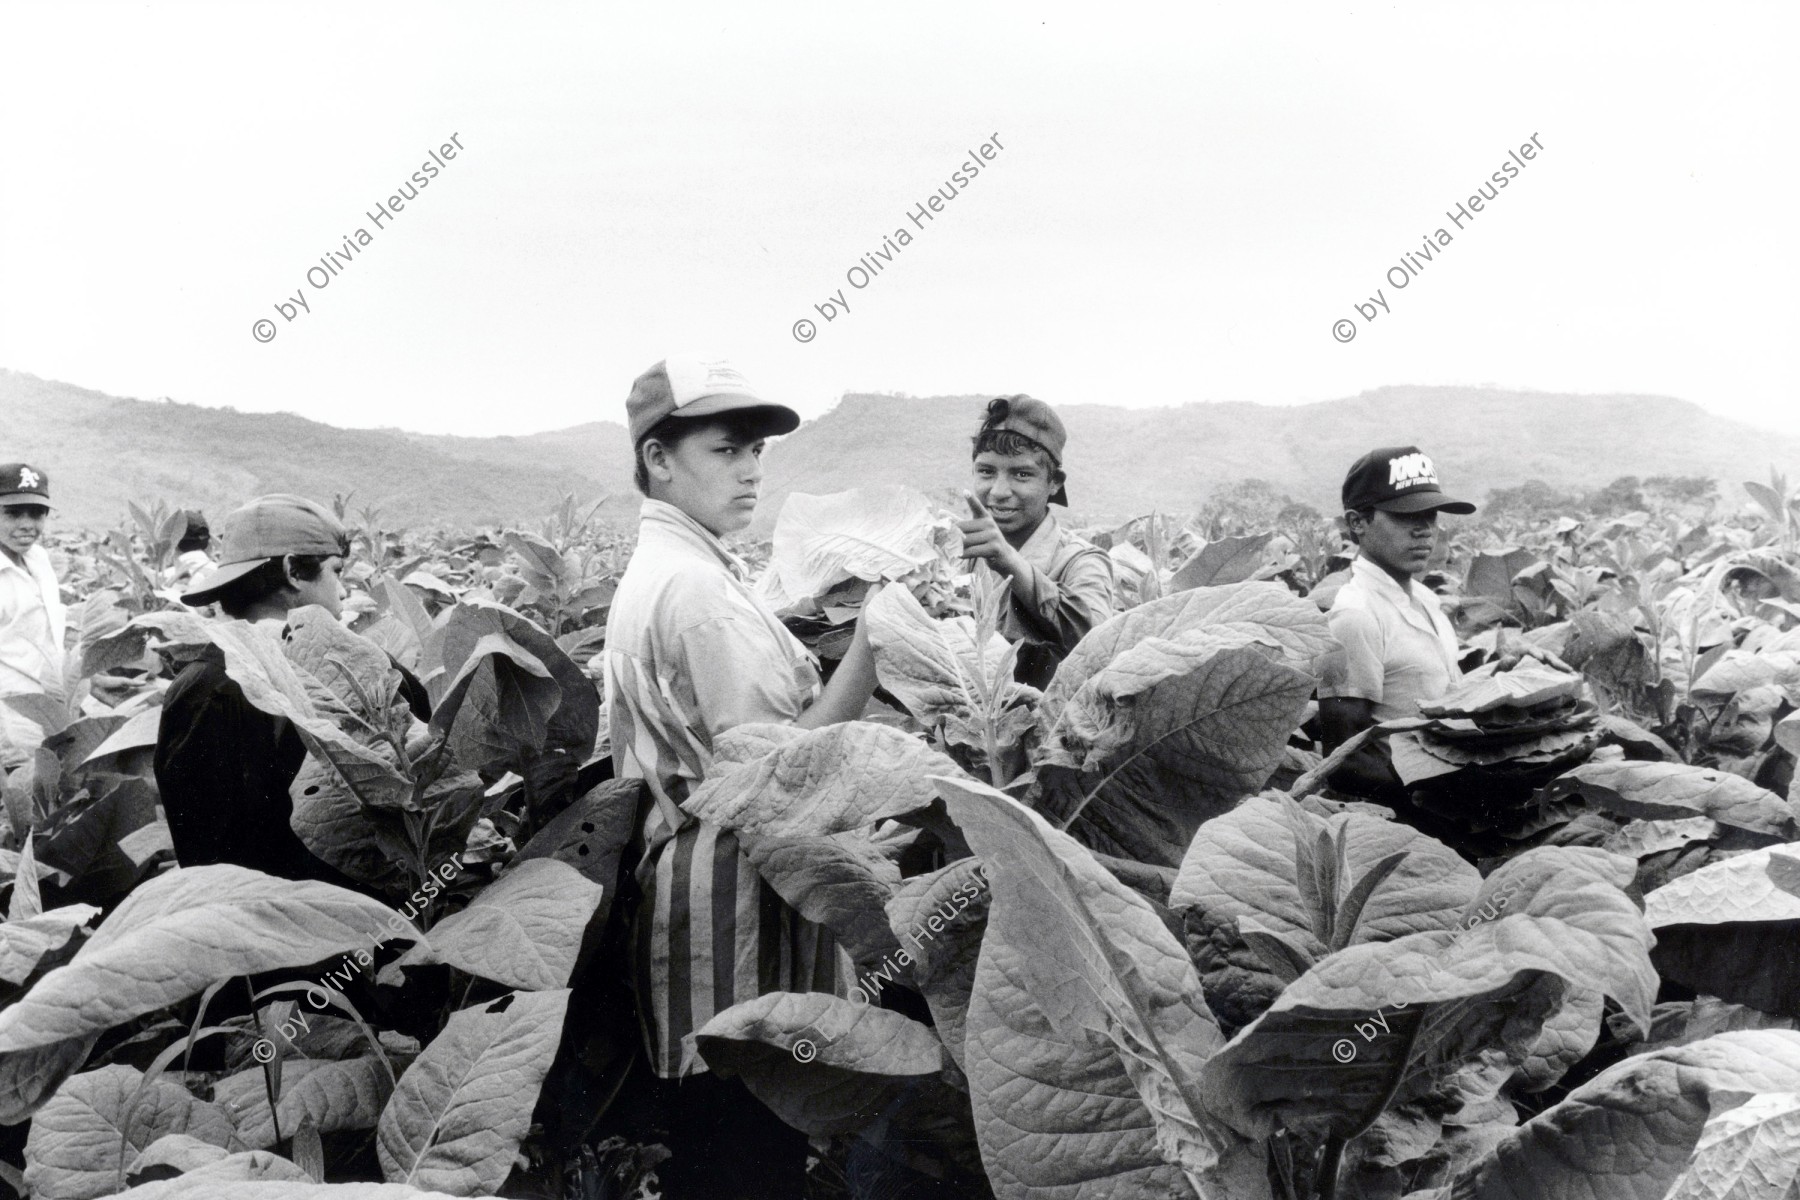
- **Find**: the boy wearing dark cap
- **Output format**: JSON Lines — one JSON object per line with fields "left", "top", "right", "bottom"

{"left": 153, "top": 494, "right": 429, "bottom": 884}
{"left": 1318, "top": 446, "right": 1475, "bottom": 792}
{"left": 0, "top": 463, "right": 65, "bottom": 768}
{"left": 958, "top": 395, "right": 1116, "bottom": 689}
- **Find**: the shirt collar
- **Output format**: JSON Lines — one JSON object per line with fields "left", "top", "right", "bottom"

{"left": 1015, "top": 512, "right": 1063, "bottom": 572}
{"left": 638, "top": 498, "right": 750, "bottom": 582}
{"left": 1351, "top": 553, "right": 1434, "bottom": 605}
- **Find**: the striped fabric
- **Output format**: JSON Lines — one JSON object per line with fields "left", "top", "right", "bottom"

{"left": 603, "top": 499, "right": 851, "bottom": 1077}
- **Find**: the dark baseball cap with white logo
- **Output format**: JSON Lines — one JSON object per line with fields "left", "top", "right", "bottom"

{"left": 1341, "top": 445, "right": 1476, "bottom": 515}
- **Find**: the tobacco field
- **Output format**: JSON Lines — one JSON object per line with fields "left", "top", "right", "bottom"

{"left": 3, "top": 477, "right": 1800, "bottom": 1200}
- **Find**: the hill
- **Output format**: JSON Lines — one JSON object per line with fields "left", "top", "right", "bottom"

{"left": 5, "top": 369, "right": 1795, "bottom": 531}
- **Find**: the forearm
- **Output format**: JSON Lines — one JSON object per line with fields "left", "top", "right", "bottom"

{"left": 797, "top": 615, "right": 879, "bottom": 728}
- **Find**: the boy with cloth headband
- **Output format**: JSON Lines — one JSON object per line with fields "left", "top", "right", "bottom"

{"left": 0, "top": 463, "right": 65, "bottom": 769}
{"left": 958, "top": 395, "right": 1116, "bottom": 689}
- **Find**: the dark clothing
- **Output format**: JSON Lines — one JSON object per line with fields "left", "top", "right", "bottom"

{"left": 154, "top": 644, "right": 430, "bottom": 886}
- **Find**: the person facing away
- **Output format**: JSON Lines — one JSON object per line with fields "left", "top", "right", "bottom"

{"left": 0, "top": 463, "right": 66, "bottom": 769}
{"left": 153, "top": 494, "right": 429, "bottom": 886}
{"left": 600, "top": 355, "right": 884, "bottom": 1198}
{"left": 957, "top": 395, "right": 1116, "bottom": 690}
{"left": 1317, "top": 445, "right": 1474, "bottom": 796}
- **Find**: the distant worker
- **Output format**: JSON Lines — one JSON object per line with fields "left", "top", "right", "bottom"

{"left": 1317, "top": 446, "right": 1473, "bottom": 796}
{"left": 162, "top": 509, "right": 216, "bottom": 592}
{"left": 957, "top": 395, "right": 1117, "bottom": 689}
{"left": 153, "top": 495, "right": 429, "bottom": 885}
{"left": 0, "top": 463, "right": 65, "bottom": 769}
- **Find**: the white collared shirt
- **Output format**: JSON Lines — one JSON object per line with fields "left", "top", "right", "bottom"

{"left": 0, "top": 544, "right": 65, "bottom": 696}
{"left": 1319, "top": 555, "right": 1462, "bottom": 720}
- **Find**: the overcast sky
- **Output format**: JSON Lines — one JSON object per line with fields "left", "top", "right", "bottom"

{"left": 2, "top": 2, "right": 1795, "bottom": 438}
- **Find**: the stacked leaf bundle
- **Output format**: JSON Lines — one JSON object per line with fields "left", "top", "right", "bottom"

{"left": 1386, "top": 666, "right": 1604, "bottom": 849}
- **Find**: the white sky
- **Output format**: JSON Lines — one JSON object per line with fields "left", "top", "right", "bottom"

{"left": 2, "top": 1, "right": 1795, "bottom": 436}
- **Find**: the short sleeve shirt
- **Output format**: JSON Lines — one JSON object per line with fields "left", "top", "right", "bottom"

{"left": 1318, "top": 555, "right": 1462, "bottom": 720}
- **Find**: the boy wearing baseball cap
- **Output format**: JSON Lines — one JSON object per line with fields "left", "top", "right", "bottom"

{"left": 958, "top": 395, "right": 1116, "bottom": 689}
{"left": 153, "top": 494, "right": 429, "bottom": 885}
{"left": 0, "top": 463, "right": 66, "bottom": 768}
{"left": 1318, "top": 446, "right": 1475, "bottom": 795}
{"left": 602, "top": 356, "right": 884, "bottom": 1195}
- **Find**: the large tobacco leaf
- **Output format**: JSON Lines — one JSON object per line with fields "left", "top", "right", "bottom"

{"left": 511, "top": 777, "right": 641, "bottom": 926}
{"left": 1543, "top": 760, "right": 1800, "bottom": 841}
{"left": 1170, "top": 795, "right": 1479, "bottom": 1002}
{"left": 395, "top": 859, "right": 601, "bottom": 991}
{"left": 937, "top": 776, "right": 1241, "bottom": 1199}
{"left": 1040, "top": 581, "right": 1335, "bottom": 718}
{"left": 682, "top": 720, "right": 960, "bottom": 836}
{"left": 376, "top": 989, "right": 570, "bottom": 1195}
{"left": 0, "top": 903, "right": 100, "bottom": 986}
{"left": 738, "top": 831, "right": 902, "bottom": 970}
{"left": 0, "top": 866, "right": 416, "bottom": 1058}
{"left": 693, "top": 991, "right": 945, "bottom": 1137}
{"left": 24, "top": 1063, "right": 239, "bottom": 1200}
{"left": 1201, "top": 847, "right": 1656, "bottom": 1142}
{"left": 1662, "top": 1090, "right": 1800, "bottom": 1200}
{"left": 1450, "top": 1031, "right": 1800, "bottom": 1199}
{"left": 1038, "top": 640, "right": 1317, "bottom": 867}
{"left": 753, "top": 485, "right": 951, "bottom": 612}
{"left": 1645, "top": 842, "right": 1800, "bottom": 1017}
{"left": 883, "top": 859, "right": 991, "bottom": 1071}
{"left": 212, "top": 1057, "right": 392, "bottom": 1149}
{"left": 864, "top": 583, "right": 1012, "bottom": 727}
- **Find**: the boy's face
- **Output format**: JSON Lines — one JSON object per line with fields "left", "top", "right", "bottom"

{"left": 972, "top": 449, "right": 1054, "bottom": 539}
{"left": 0, "top": 504, "right": 48, "bottom": 560}
{"left": 288, "top": 554, "right": 348, "bottom": 618}
{"left": 1352, "top": 507, "right": 1440, "bottom": 580}
{"left": 650, "top": 423, "right": 767, "bottom": 537}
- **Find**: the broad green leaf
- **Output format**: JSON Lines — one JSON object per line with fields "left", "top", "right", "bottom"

{"left": 207, "top": 621, "right": 414, "bottom": 811}
{"left": 1544, "top": 761, "right": 1800, "bottom": 840}
{"left": 0, "top": 866, "right": 418, "bottom": 1055}
{"left": 0, "top": 903, "right": 100, "bottom": 985}
{"left": 1452, "top": 1031, "right": 1800, "bottom": 1200}
{"left": 865, "top": 583, "right": 1010, "bottom": 726}
{"left": 78, "top": 708, "right": 162, "bottom": 770}
{"left": 1039, "top": 641, "right": 1317, "bottom": 866}
{"left": 1202, "top": 847, "right": 1657, "bottom": 1141}
{"left": 938, "top": 775, "right": 1235, "bottom": 1198}
{"left": 1663, "top": 1091, "right": 1800, "bottom": 1200}
{"left": 213, "top": 1057, "right": 392, "bottom": 1149}
{"left": 376, "top": 989, "right": 570, "bottom": 1194}
{"left": 396, "top": 859, "right": 601, "bottom": 991}
{"left": 34, "top": 778, "right": 160, "bottom": 906}
{"left": 126, "top": 1132, "right": 231, "bottom": 1176}
{"left": 884, "top": 859, "right": 990, "bottom": 1071}
{"left": 694, "top": 991, "right": 944, "bottom": 1137}
{"left": 740, "top": 831, "right": 901, "bottom": 969}
{"left": 512, "top": 777, "right": 641, "bottom": 925}
{"left": 682, "top": 720, "right": 960, "bottom": 836}
{"left": 429, "top": 630, "right": 558, "bottom": 776}
{"left": 0, "top": 1034, "right": 100, "bottom": 1125}
{"left": 754, "top": 486, "right": 950, "bottom": 611}
{"left": 433, "top": 600, "right": 598, "bottom": 765}
{"left": 287, "top": 755, "right": 414, "bottom": 891}
{"left": 1630, "top": 997, "right": 1800, "bottom": 1054}
{"left": 1042, "top": 581, "right": 1336, "bottom": 718}
{"left": 1646, "top": 843, "right": 1800, "bottom": 1017}
{"left": 1169, "top": 532, "right": 1276, "bottom": 591}
{"left": 24, "top": 1064, "right": 238, "bottom": 1200}
{"left": 1171, "top": 794, "right": 1480, "bottom": 965}
{"left": 1513, "top": 987, "right": 1604, "bottom": 1093}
